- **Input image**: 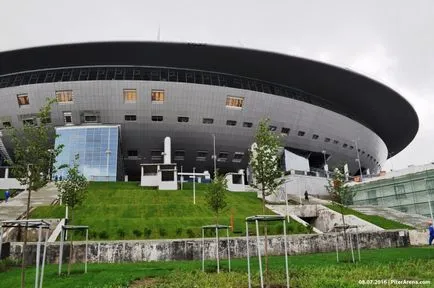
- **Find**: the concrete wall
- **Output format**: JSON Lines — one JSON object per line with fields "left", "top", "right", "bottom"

{"left": 409, "top": 230, "right": 431, "bottom": 246}
{"left": 6, "top": 230, "right": 409, "bottom": 264}
{"left": 0, "top": 178, "right": 26, "bottom": 190}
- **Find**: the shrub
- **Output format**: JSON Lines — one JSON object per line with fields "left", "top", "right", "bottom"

{"left": 186, "top": 228, "right": 196, "bottom": 238}
{"left": 89, "top": 231, "right": 97, "bottom": 239}
{"left": 117, "top": 228, "right": 126, "bottom": 239}
{"left": 133, "top": 229, "right": 142, "bottom": 238}
{"left": 175, "top": 228, "right": 183, "bottom": 236}
{"left": 144, "top": 228, "right": 152, "bottom": 239}
{"left": 98, "top": 230, "right": 109, "bottom": 240}
{"left": 159, "top": 228, "right": 167, "bottom": 237}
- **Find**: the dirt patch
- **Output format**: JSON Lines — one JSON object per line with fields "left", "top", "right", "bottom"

{"left": 129, "top": 277, "right": 159, "bottom": 288}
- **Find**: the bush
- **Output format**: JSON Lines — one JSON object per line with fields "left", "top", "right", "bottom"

{"left": 159, "top": 228, "right": 167, "bottom": 237}
{"left": 133, "top": 229, "right": 142, "bottom": 238}
{"left": 144, "top": 228, "right": 152, "bottom": 239}
{"left": 117, "top": 228, "right": 126, "bottom": 239}
{"left": 175, "top": 228, "right": 183, "bottom": 236}
{"left": 98, "top": 230, "right": 109, "bottom": 240}
{"left": 186, "top": 228, "right": 196, "bottom": 238}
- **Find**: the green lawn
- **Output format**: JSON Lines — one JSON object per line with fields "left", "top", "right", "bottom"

{"left": 327, "top": 204, "right": 414, "bottom": 230}
{"left": 0, "top": 189, "right": 20, "bottom": 200}
{"left": 31, "top": 182, "right": 310, "bottom": 240}
{"left": 1, "top": 247, "right": 432, "bottom": 287}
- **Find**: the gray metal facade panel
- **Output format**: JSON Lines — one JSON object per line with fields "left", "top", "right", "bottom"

{"left": 0, "top": 80, "right": 386, "bottom": 177}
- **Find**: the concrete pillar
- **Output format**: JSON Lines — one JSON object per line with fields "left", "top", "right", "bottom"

{"left": 4, "top": 168, "right": 9, "bottom": 179}
{"left": 164, "top": 137, "right": 171, "bottom": 164}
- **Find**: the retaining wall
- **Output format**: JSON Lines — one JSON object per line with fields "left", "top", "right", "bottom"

{"left": 5, "top": 230, "right": 409, "bottom": 265}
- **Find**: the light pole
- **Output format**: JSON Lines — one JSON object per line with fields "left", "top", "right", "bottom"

{"left": 322, "top": 150, "right": 328, "bottom": 179}
{"left": 353, "top": 139, "right": 363, "bottom": 182}
{"left": 212, "top": 134, "right": 217, "bottom": 179}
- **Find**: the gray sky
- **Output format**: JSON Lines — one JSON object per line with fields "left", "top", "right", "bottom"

{"left": 1, "top": 0, "right": 433, "bottom": 171}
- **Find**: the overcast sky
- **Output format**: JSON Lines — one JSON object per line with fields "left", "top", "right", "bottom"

{"left": 1, "top": 0, "right": 433, "bottom": 171}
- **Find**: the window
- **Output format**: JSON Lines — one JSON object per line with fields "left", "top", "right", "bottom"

{"left": 203, "top": 118, "right": 214, "bottom": 124}
{"left": 125, "top": 115, "right": 137, "bottom": 121}
{"left": 349, "top": 145, "right": 354, "bottom": 150}
{"left": 312, "top": 134, "right": 319, "bottom": 140}
{"left": 233, "top": 152, "right": 244, "bottom": 163}
{"left": 298, "top": 131, "right": 305, "bottom": 136}
{"left": 243, "top": 122, "right": 253, "bottom": 128}
{"left": 123, "top": 89, "right": 137, "bottom": 103}
{"left": 56, "top": 90, "right": 73, "bottom": 103}
{"left": 152, "top": 115, "right": 163, "bottom": 122}
{"left": 127, "top": 150, "right": 138, "bottom": 157}
{"left": 226, "top": 120, "right": 237, "bottom": 126}
{"left": 343, "top": 143, "right": 348, "bottom": 148}
{"left": 269, "top": 125, "right": 277, "bottom": 131}
{"left": 84, "top": 115, "right": 97, "bottom": 123}
{"left": 174, "top": 150, "right": 185, "bottom": 161}
{"left": 178, "top": 116, "right": 189, "bottom": 123}
{"left": 63, "top": 112, "right": 72, "bottom": 124}
{"left": 333, "top": 140, "right": 339, "bottom": 144}
{"left": 17, "top": 94, "right": 29, "bottom": 106}
{"left": 2, "top": 121, "right": 11, "bottom": 128}
{"left": 151, "top": 150, "right": 163, "bottom": 161}
{"left": 22, "top": 118, "right": 35, "bottom": 126}
{"left": 151, "top": 89, "right": 165, "bottom": 102}
{"left": 281, "top": 127, "right": 290, "bottom": 135}
{"left": 324, "top": 137, "right": 331, "bottom": 143}
{"left": 361, "top": 151, "right": 365, "bottom": 155}
{"left": 196, "top": 151, "right": 208, "bottom": 161}
{"left": 395, "top": 185, "right": 407, "bottom": 199}
{"left": 217, "top": 152, "right": 229, "bottom": 162}
{"left": 226, "top": 96, "right": 244, "bottom": 108}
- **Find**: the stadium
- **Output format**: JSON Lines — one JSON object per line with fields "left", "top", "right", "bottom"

{"left": 0, "top": 42, "right": 419, "bottom": 181}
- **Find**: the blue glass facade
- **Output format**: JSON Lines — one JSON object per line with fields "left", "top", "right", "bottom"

{"left": 55, "top": 126, "right": 120, "bottom": 181}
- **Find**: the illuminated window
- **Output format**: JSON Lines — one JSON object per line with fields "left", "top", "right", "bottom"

{"left": 151, "top": 90, "right": 165, "bottom": 102}
{"left": 203, "top": 118, "right": 214, "bottom": 124}
{"left": 243, "top": 122, "right": 253, "bottom": 128}
{"left": 324, "top": 137, "right": 331, "bottom": 143}
{"left": 56, "top": 90, "right": 73, "bottom": 103}
{"left": 312, "top": 134, "right": 319, "bottom": 140}
{"left": 17, "top": 94, "right": 29, "bottom": 106}
{"left": 269, "top": 125, "right": 277, "bottom": 131}
{"left": 226, "top": 120, "right": 237, "bottom": 126}
{"left": 125, "top": 115, "right": 137, "bottom": 121}
{"left": 226, "top": 96, "right": 244, "bottom": 108}
{"left": 281, "top": 127, "right": 290, "bottom": 135}
{"left": 123, "top": 89, "right": 137, "bottom": 103}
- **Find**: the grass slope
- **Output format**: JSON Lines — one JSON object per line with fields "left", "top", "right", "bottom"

{"left": 327, "top": 204, "right": 414, "bottom": 230}
{"left": 1, "top": 247, "right": 432, "bottom": 287}
{"left": 31, "top": 182, "right": 310, "bottom": 240}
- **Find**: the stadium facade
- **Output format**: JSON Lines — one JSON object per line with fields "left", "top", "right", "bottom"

{"left": 0, "top": 42, "right": 418, "bottom": 181}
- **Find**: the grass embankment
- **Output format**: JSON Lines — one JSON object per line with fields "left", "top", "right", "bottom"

{"left": 1, "top": 247, "right": 432, "bottom": 287}
{"left": 327, "top": 204, "right": 414, "bottom": 230}
{"left": 0, "top": 189, "right": 20, "bottom": 200}
{"left": 31, "top": 182, "right": 310, "bottom": 240}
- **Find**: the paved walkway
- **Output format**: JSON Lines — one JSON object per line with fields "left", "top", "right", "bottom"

{"left": 0, "top": 183, "right": 59, "bottom": 222}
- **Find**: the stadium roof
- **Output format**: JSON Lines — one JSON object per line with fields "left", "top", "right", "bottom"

{"left": 0, "top": 41, "right": 419, "bottom": 157}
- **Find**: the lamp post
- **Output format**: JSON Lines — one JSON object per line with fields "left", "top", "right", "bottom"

{"left": 212, "top": 134, "right": 217, "bottom": 179}
{"left": 322, "top": 150, "right": 328, "bottom": 179}
{"left": 354, "top": 139, "right": 363, "bottom": 182}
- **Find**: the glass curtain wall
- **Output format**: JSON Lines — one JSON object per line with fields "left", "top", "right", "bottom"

{"left": 55, "top": 125, "right": 120, "bottom": 181}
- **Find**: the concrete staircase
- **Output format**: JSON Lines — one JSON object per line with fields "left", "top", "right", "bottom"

{"left": 0, "top": 182, "right": 59, "bottom": 222}
{"left": 351, "top": 205, "right": 431, "bottom": 229}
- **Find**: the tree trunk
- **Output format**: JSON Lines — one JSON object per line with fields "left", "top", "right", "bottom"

{"left": 340, "top": 205, "right": 349, "bottom": 254}
{"left": 20, "top": 188, "right": 31, "bottom": 288}
{"left": 262, "top": 187, "right": 269, "bottom": 286}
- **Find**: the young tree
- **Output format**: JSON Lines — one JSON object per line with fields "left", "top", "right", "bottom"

{"left": 249, "top": 118, "right": 284, "bottom": 284}
{"left": 55, "top": 156, "right": 88, "bottom": 275}
{"left": 205, "top": 173, "right": 228, "bottom": 225}
{"left": 326, "top": 167, "right": 356, "bottom": 250}
{"left": 6, "top": 98, "right": 63, "bottom": 288}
